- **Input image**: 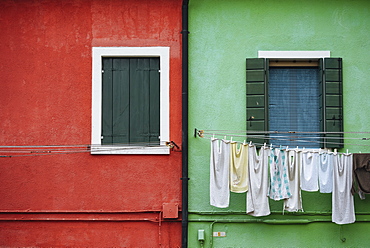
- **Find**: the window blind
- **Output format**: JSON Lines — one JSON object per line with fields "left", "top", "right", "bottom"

{"left": 269, "top": 67, "right": 320, "bottom": 148}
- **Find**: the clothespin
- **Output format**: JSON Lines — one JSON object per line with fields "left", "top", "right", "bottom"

{"left": 231, "top": 137, "right": 233, "bottom": 142}
{"left": 224, "top": 136, "right": 226, "bottom": 140}
{"left": 346, "top": 149, "right": 349, "bottom": 155}
{"left": 286, "top": 146, "right": 289, "bottom": 151}
{"left": 263, "top": 143, "right": 266, "bottom": 148}
{"left": 212, "top": 134, "right": 215, "bottom": 139}
{"left": 334, "top": 148, "right": 337, "bottom": 155}
{"left": 250, "top": 141, "right": 252, "bottom": 146}
{"left": 243, "top": 140, "right": 246, "bottom": 145}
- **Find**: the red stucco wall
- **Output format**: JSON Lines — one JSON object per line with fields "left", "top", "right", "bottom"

{"left": 0, "top": 0, "right": 182, "bottom": 246}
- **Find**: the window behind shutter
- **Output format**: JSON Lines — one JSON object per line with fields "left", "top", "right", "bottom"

{"left": 269, "top": 67, "right": 320, "bottom": 148}
{"left": 102, "top": 57, "right": 160, "bottom": 145}
{"left": 246, "top": 56, "right": 343, "bottom": 148}
{"left": 322, "top": 58, "right": 343, "bottom": 148}
{"left": 246, "top": 58, "right": 268, "bottom": 144}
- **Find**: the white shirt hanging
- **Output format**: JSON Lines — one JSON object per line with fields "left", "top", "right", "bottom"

{"left": 332, "top": 153, "right": 355, "bottom": 224}
{"left": 319, "top": 152, "right": 333, "bottom": 193}
{"left": 284, "top": 149, "right": 303, "bottom": 212}
{"left": 210, "top": 138, "right": 230, "bottom": 208}
{"left": 300, "top": 151, "right": 319, "bottom": 192}
{"left": 247, "top": 145, "right": 270, "bottom": 216}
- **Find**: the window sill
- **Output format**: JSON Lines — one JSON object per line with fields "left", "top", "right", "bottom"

{"left": 90, "top": 145, "right": 170, "bottom": 155}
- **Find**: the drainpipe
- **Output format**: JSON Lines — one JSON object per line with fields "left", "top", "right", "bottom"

{"left": 181, "top": 0, "right": 189, "bottom": 247}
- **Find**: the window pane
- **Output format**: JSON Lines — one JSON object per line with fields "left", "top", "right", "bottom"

{"left": 269, "top": 68, "right": 320, "bottom": 148}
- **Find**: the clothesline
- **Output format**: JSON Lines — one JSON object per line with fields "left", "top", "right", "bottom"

{"left": 203, "top": 136, "right": 354, "bottom": 155}
{"left": 0, "top": 141, "right": 178, "bottom": 157}
{"left": 198, "top": 129, "right": 370, "bottom": 134}
{"left": 195, "top": 129, "right": 370, "bottom": 148}
{"left": 201, "top": 132, "right": 370, "bottom": 140}
{"left": 199, "top": 133, "right": 370, "bottom": 148}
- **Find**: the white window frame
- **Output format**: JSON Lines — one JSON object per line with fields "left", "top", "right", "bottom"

{"left": 91, "top": 47, "right": 170, "bottom": 154}
{"left": 258, "top": 50, "right": 330, "bottom": 59}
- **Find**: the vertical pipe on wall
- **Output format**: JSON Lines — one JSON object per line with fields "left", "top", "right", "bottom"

{"left": 181, "top": 0, "right": 189, "bottom": 247}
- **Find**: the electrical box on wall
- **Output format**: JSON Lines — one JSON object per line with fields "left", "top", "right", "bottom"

{"left": 198, "top": 229, "right": 205, "bottom": 241}
{"left": 162, "top": 203, "right": 178, "bottom": 218}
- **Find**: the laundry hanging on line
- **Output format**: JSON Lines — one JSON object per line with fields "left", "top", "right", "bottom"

{"left": 247, "top": 145, "right": 270, "bottom": 217}
{"left": 352, "top": 153, "right": 370, "bottom": 199}
{"left": 209, "top": 138, "right": 356, "bottom": 225}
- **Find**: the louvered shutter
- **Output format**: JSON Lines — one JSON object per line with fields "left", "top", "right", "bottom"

{"left": 246, "top": 58, "right": 268, "bottom": 144}
{"left": 322, "top": 58, "right": 343, "bottom": 148}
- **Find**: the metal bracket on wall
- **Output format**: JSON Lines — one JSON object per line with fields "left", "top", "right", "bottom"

{"left": 165, "top": 141, "right": 182, "bottom": 152}
{"left": 194, "top": 128, "right": 204, "bottom": 138}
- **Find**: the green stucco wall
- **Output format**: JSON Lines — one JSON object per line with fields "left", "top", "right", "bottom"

{"left": 188, "top": 0, "right": 370, "bottom": 247}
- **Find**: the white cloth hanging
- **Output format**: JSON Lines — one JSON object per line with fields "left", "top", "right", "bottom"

{"left": 332, "top": 153, "right": 355, "bottom": 224}
{"left": 319, "top": 153, "right": 333, "bottom": 193}
{"left": 229, "top": 142, "right": 249, "bottom": 193}
{"left": 268, "top": 148, "right": 291, "bottom": 200}
{"left": 300, "top": 151, "right": 319, "bottom": 192}
{"left": 210, "top": 138, "right": 230, "bottom": 208}
{"left": 284, "top": 149, "right": 303, "bottom": 212}
{"left": 247, "top": 145, "right": 270, "bottom": 216}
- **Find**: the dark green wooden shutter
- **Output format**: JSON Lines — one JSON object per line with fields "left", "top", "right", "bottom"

{"left": 322, "top": 58, "right": 343, "bottom": 148}
{"left": 149, "top": 58, "right": 160, "bottom": 143}
{"left": 129, "top": 58, "right": 160, "bottom": 145}
{"left": 102, "top": 58, "right": 114, "bottom": 144}
{"left": 102, "top": 57, "right": 160, "bottom": 145}
{"left": 246, "top": 58, "right": 268, "bottom": 144}
{"left": 112, "top": 58, "right": 130, "bottom": 144}
{"left": 129, "top": 58, "right": 150, "bottom": 144}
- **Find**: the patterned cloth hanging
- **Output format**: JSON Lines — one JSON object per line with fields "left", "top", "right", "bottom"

{"left": 268, "top": 148, "right": 291, "bottom": 201}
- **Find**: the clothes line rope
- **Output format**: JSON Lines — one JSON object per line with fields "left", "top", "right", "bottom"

{"left": 201, "top": 132, "right": 370, "bottom": 141}
{"left": 199, "top": 129, "right": 370, "bottom": 134}
{"left": 195, "top": 129, "right": 370, "bottom": 148}
{"left": 0, "top": 142, "right": 176, "bottom": 158}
